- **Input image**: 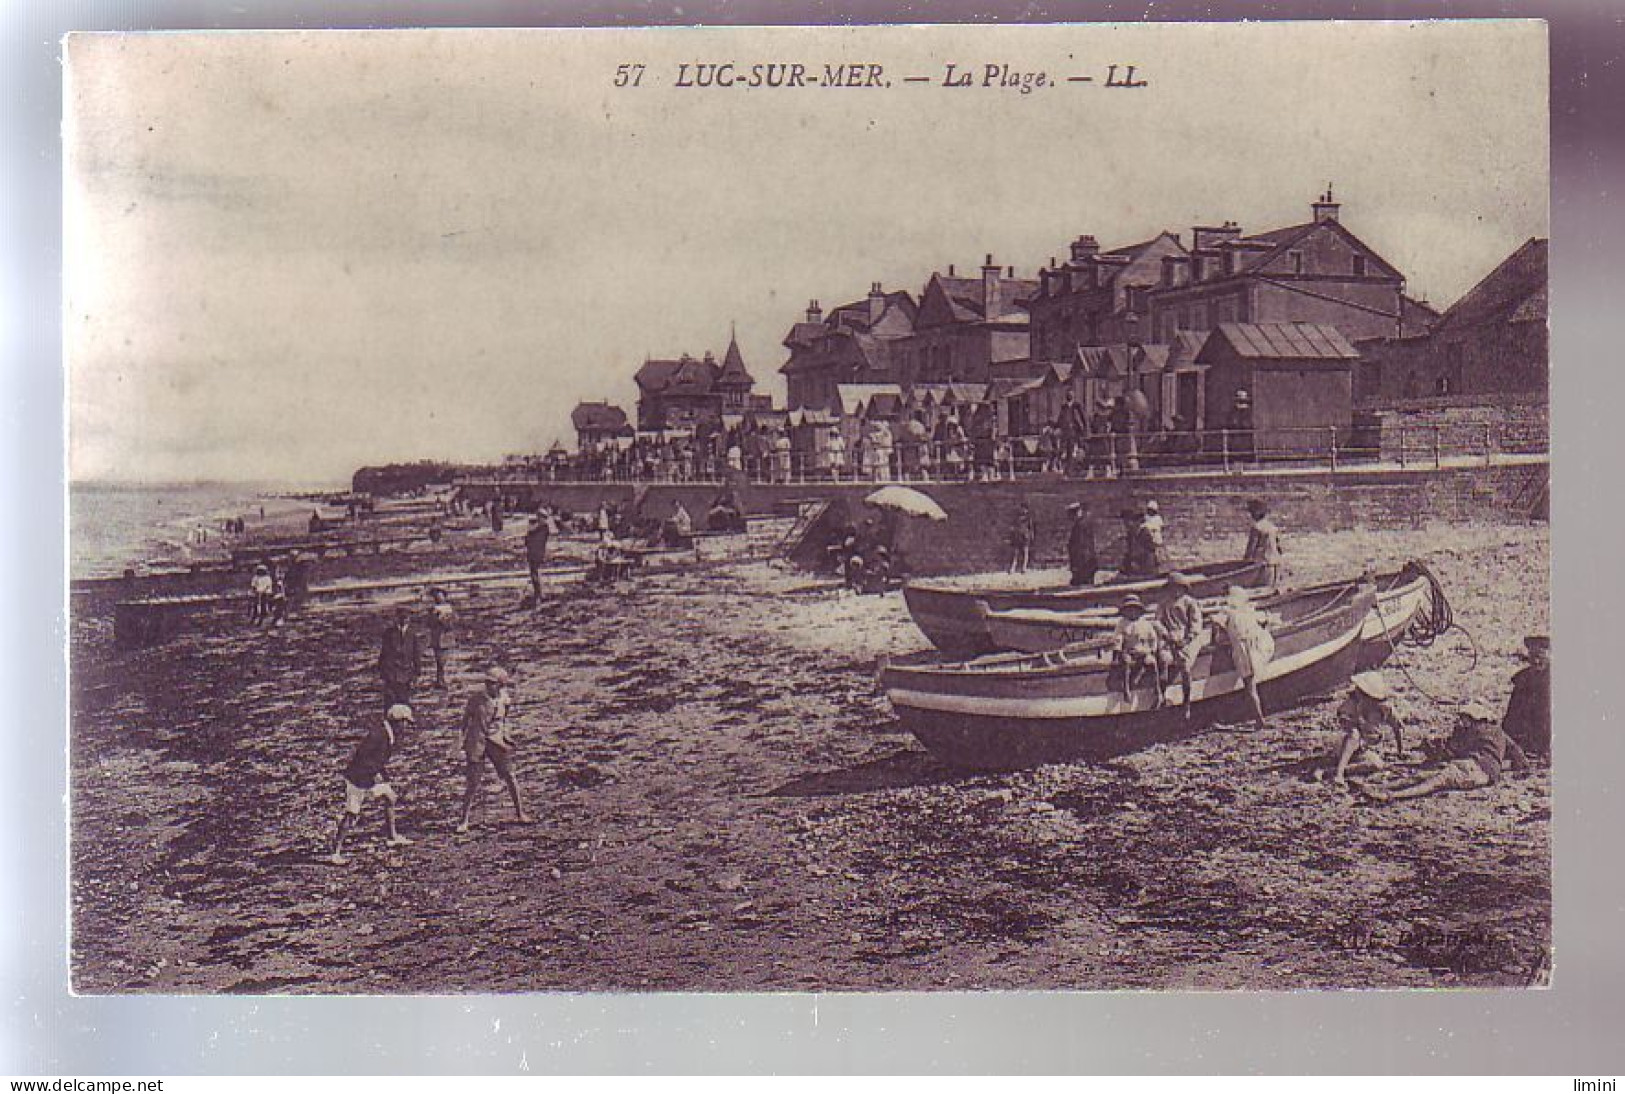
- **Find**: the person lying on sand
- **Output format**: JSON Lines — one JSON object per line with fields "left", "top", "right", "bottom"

{"left": 1317, "top": 671, "right": 1405, "bottom": 787}
{"left": 1353, "top": 700, "right": 1531, "bottom": 804}
{"left": 457, "top": 667, "right": 533, "bottom": 833}
{"left": 331, "top": 704, "right": 415, "bottom": 865}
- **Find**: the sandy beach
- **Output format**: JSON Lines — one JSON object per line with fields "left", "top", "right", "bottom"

{"left": 69, "top": 519, "right": 1549, "bottom": 993}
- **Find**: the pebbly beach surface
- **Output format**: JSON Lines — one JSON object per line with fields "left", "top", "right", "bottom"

{"left": 69, "top": 513, "right": 1550, "bottom": 993}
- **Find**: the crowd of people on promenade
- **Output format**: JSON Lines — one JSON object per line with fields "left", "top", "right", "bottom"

{"left": 536, "top": 390, "right": 1253, "bottom": 486}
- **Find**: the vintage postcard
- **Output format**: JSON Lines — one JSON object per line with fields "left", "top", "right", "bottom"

{"left": 65, "top": 21, "right": 1549, "bottom": 993}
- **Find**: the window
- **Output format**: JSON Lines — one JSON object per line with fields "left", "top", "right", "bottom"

{"left": 1289, "top": 251, "right": 1304, "bottom": 275}
{"left": 1353, "top": 254, "right": 1367, "bottom": 278}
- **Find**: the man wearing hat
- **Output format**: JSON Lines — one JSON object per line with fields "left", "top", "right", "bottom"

{"left": 1155, "top": 573, "right": 1207, "bottom": 716}
{"left": 457, "top": 666, "right": 533, "bottom": 834}
{"left": 1326, "top": 671, "right": 1405, "bottom": 786}
{"left": 331, "top": 703, "right": 416, "bottom": 865}
{"left": 1501, "top": 635, "right": 1551, "bottom": 759}
{"left": 1066, "top": 502, "right": 1098, "bottom": 587}
{"left": 1111, "top": 595, "right": 1164, "bottom": 705}
{"left": 1357, "top": 700, "right": 1531, "bottom": 804}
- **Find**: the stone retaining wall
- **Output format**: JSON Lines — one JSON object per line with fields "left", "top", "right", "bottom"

{"left": 461, "top": 461, "right": 1548, "bottom": 576}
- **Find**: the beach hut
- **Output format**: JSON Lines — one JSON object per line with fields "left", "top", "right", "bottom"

{"left": 1196, "top": 322, "right": 1358, "bottom": 455}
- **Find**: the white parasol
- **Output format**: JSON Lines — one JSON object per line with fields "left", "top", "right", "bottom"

{"left": 864, "top": 485, "right": 948, "bottom": 522}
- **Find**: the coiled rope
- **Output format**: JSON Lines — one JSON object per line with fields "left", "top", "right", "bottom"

{"left": 1373, "top": 558, "right": 1480, "bottom": 703}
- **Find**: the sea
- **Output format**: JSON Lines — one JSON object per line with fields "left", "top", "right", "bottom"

{"left": 69, "top": 481, "right": 340, "bottom": 580}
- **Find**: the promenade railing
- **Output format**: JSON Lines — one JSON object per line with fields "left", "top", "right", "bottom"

{"left": 468, "top": 423, "right": 1547, "bottom": 489}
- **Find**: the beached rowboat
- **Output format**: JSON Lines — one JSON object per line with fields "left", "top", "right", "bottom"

{"left": 979, "top": 564, "right": 1433, "bottom": 669}
{"left": 881, "top": 580, "right": 1375, "bottom": 771}
{"left": 902, "top": 558, "right": 1269, "bottom": 657}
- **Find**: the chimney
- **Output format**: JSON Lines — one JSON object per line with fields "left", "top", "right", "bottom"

{"left": 948, "top": 263, "right": 956, "bottom": 277}
{"left": 1069, "top": 234, "right": 1101, "bottom": 263}
{"left": 1192, "top": 223, "right": 1243, "bottom": 251}
{"left": 1312, "top": 184, "right": 1340, "bottom": 223}
{"left": 868, "top": 281, "right": 886, "bottom": 324}
{"left": 982, "top": 254, "right": 1003, "bottom": 320}
{"left": 806, "top": 299, "right": 822, "bottom": 324}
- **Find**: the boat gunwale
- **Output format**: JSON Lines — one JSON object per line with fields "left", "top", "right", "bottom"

{"left": 903, "top": 557, "right": 1263, "bottom": 599}
{"left": 888, "top": 602, "right": 1370, "bottom": 723}
{"left": 885, "top": 582, "right": 1372, "bottom": 683}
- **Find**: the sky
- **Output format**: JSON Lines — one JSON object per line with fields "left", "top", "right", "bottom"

{"left": 64, "top": 21, "right": 1549, "bottom": 486}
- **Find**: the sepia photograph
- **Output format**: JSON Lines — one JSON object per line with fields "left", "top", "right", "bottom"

{"left": 64, "top": 20, "right": 1550, "bottom": 995}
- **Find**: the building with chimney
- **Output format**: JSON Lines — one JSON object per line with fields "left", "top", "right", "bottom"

{"left": 780, "top": 284, "right": 918, "bottom": 411}
{"left": 1144, "top": 190, "right": 1437, "bottom": 346}
{"left": 894, "top": 257, "right": 1039, "bottom": 387}
{"left": 634, "top": 329, "right": 760, "bottom": 432}
{"left": 1023, "top": 231, "right": 1187, "bottom": 365}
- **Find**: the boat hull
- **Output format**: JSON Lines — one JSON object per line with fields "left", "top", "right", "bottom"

{"left": 903, "top": 559, "right": 1269, "bottom": 657}
{"left": 884, "top": 588, "right": 1372, "bottom": 771}
{"left": 1358, "top": 573, "right": 1431, "bottom": 669}
{"left": 981, "top": 567, "right": 1433, "bottom": 666}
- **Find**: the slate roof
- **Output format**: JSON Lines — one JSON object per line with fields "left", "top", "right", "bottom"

{"left": 784, "top": 322, "right": 828, "bottom": 348}
{"left": 1199, "top": 322, "right": 1360, "bottom": 361}
{"left": 717, "top": 334, "right": 754, "bottom": 386}
{"left": 634, "top": 358, "right": 686, "bottom": 392}
{"left": 571, "top": 401, "right": 630, "bottom": 432}
{"left": 826, "top": 291, "right": 918, "bottom": 332}
{"left": 1074, "top": 344, "right": 1172, "bottom": 377}
{"left": 934, "top": 274, "right": 1041, "bottom": 322}
{"left": 1431, "top": 238, "right": 1548, "bottom": 336}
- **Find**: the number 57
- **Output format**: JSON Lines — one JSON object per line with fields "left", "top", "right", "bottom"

{"left": 614, "top": 64, "right": 646, "bottom": 87}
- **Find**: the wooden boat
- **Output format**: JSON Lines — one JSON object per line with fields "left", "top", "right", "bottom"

{"left": 981, "top": 564, "right": 1434, "bottom": 669}
{"left": 881, "top": 581, "right": 1375, "bottom": 771}
{"left": 902, "top": 558, "right": 1269, "bottom": 657}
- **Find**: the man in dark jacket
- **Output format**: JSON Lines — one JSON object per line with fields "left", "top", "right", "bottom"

{"left": 1501, "top": 635, "right": 1551, "bottom": 758}
{"left": 1066, "top": 502, "right": 1098, "bottom": 586}
{"left": 331, "top": 703, "right": 415, "bottom": 865}
{"left": 524, "top": 509, "right": 557, "bottom": 603}
{"left": 377, "top": 606, "right": 421, "bottom": 709}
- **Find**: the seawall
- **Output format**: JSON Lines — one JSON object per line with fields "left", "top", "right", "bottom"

{"left": 458, "top": 460, "right": 1549, "bottom": 576}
